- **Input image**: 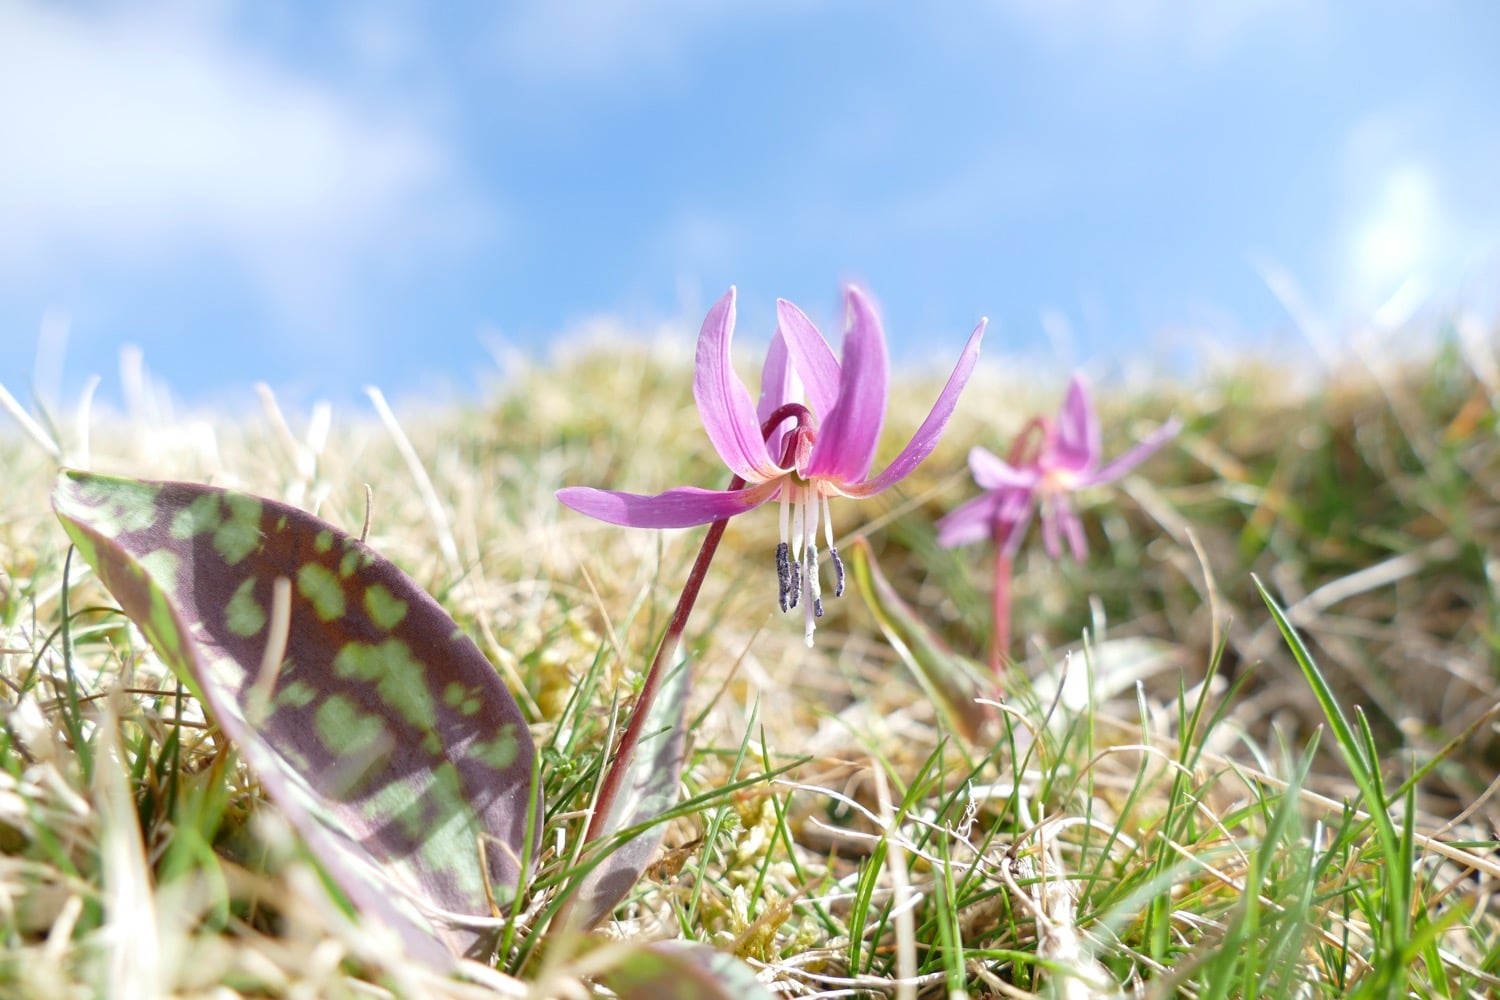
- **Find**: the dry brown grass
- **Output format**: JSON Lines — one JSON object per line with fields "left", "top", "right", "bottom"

{"left": 2, "top": 323, "right": 1498, "bottom": 996}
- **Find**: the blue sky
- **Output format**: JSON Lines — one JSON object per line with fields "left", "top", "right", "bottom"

{"left": 2, "top": 2, "right": 1497, "bottom": 409}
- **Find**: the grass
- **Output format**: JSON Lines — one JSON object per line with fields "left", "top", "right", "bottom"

{"left": 1, "top": 321, "right": 1498, "bottom": 997}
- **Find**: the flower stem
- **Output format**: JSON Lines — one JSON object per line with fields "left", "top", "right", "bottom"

{"left": 990, "top": 541, "right": 1013, "bottom": 678}
{"left": 582, "top": 404, "right": 799, "bottom": 843}
{"left": 581, "top": 473, "right": 742, "bottom": 844}
{"left": 986, "top": 417, "right": 1044, "bottom": 678}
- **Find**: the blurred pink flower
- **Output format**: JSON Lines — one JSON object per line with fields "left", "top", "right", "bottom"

{"left": 559, "top": 285, "right": 986, "bottom": 643}
{"left": 937, "top": 373, "right": 1179, "bottom": 561}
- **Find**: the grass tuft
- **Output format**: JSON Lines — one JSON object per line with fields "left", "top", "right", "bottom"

{"left": 2, "top": 322, "right": 1498, "bottom": 996}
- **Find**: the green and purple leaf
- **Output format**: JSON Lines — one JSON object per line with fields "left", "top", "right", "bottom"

{"left": 597, "top": 941, "right": 778, "bottom": 1000}
{"left": 848, "top": 536, "right": 996, "bottom": 744}
{"left": 52, "top": 470, "right": 540, "bottom": 966}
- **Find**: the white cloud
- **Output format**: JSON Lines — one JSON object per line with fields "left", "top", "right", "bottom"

{"left": 992, "top": 0, "right": 1315, "bottom": 65}
{"left": 492, "top": 0, "right": 1297, "bottom": 89}
{"left": 489, "top": 0, "right": 802, "bottom": 85}
{"left": 1345, "top": 164, "right": 1441, "bottom": 302}
{"left": 1332, "top": 112, "right": 1499, "bottom": 315}
{"left": 0, "top": 3, "right": 482, "bottom": 321}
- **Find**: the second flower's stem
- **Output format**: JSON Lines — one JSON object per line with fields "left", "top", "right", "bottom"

{"left": 987, "top": 416, "right": 1046, "bottom": 679}
{"left": 990, "top": 541, "right": 1013, "bottom": 679}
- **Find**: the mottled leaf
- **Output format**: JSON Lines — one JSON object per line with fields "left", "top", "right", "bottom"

{"left": 848, "top": 536, "right": 995, "bottom": 743}
{"left": 52, "top": 470, "right": 540, "bottom": 965}
{"left": 559, "top": 646, "right": 689, "bottom": 931}
{"left": 597, "top": 941, "right": 777, "bottom": 1000}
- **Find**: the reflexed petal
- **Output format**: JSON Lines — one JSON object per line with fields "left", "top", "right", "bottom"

{"left": 935, "top": 491, "right": 1003, "bottom": 548}
{"left": 693, "top": 288, "right": 780, "bottom": 481}
{"left": 808, "top": 287, "right": 888, "bottom": 483}
{"left": 1079, "top": 416, "right": 1181, "bottom": 486}
{"left": 756, "top": 330, "right": 798, "bottom": 465}
{"left": 1052, "top": 373, "right": 1100, "bottom": 473}
{"left": 557, "top": 480, "right": 780, "bottom": 529}
{"left": 843, "top": 317, "right": 986, "bottom": 497}
{"left": 997, "top": 483, "right": 1034, "bottom": 524}
{"left": 998, "top": 495, "right": 1038, "bottom": 558}
{"left": 968, "top": 445, "right": 1036, "bottom": 491}
{"left": 1039, "top": 502, "right": 1063, "bottom": 559}
{"left": 776, "top": 298, "right": 841, "bottom": 417}
{"left": 1058, "top": 501, "right": 1089, "bottom": 561}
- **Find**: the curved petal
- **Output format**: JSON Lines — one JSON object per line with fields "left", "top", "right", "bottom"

{"left": 557, "top": 480, "right": 781, "bottom": 529}
{"left": 997, "top": 482, "right": 1034, "bottom": 523}
{"left": 807, "top": 287, "right": 888, "bottom": 483}
{"left": 968, "top": 445, "right": 1037, "bottom": 492}
{"left": 935, "top": 491, "right": 1003, "bottom": 549}
{"left": 1078, "top": 416, "right": 1181, "bottom": 486}
{"left": 1039, "top": 501, "right": 1063, "bottom": 560}
{"left": 842, "top": 317, "right": 986, "bottom": 497}
{"left": 756, "top": 330, "right": 798, "bottom": 465}
{"left": 1052, "top": 373, "right": 1100, "bottom": 474}
{"left": 776, "top": 298, "right": 841, "bottom": 418}
{"left": 998, "top": 494, "right": 1038, "bottom": 558}
{"left": 693, "top": 288, "right": 780, "bottom": 481}
{"left": 1058, "top": 501, "right": 1089, "bottom": 561}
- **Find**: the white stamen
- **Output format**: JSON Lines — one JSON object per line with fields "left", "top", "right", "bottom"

{"left": 771, "top": 481, "right": 847, "bottom": 644}
{"left": 779, "top": 488, "right": 791, "bottom": 549}
{"left": 790, "top": 485, "right": 805, "bottom": 560}
{"left": 822, "top": 493, "right": 845, "bottom": 597}
{"left": 775, "top": 541, "right": 792, "bottom": 612}
{"left": 804, "top": 485, "right": 820, "bottom": 564}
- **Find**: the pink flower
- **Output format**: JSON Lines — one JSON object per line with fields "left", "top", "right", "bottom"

{"left": 559, "top": 286, "right": 986, "bottom": 644}
{"left": 937, "top": 373, "right": 1179, "bottom": 561}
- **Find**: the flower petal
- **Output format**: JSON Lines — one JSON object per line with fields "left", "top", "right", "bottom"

{"left": 557, "top": 480, "right": 781, "bottom": 529}
{"left": 756, "top": 330, "right": 798, "bottom": 465}
{"left": 968, "top": 445, "right": 1037, "bottom": 491}
{"left": 1079, "top": 416, "right": 1181, "bottom": 486}
{"left": 843, "top": 316, "right": 986, "bottom": 497}
{"left": 1039, "top": 501, "right": 1063, "bottom": 560}
{"left": 1056, "top": 500, "right": 1089, "bottom": 561}
{"left": 998, "top": 494, "right": 1038, "bottom": 558}
{"left": 807, "top": 287, "right": 888, "bottom": 483}
{"left": 935, "top": 491, "right": 1002, "bottom": 549}
{"left": 1052, "top": 373, "right": 1100, "bottom": 474}
{"left": 693, "top": 288, "right": 780, "bottom": 482}
{"left": 776, "top": 298, "right": 841, "bottom": 418}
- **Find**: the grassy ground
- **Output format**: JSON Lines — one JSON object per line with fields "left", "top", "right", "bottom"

{"left": 1, "top": 325, "right": 1498, "bottom": 997}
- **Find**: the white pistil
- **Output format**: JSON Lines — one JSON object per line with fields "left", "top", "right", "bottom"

{"left": 803, "top": 485, "right": 821, "bottom": 646}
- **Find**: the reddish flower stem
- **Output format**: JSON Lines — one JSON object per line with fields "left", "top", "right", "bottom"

{"left": 990, "top": 540, "right": 1013, "bottom": 678}
{"left": 580, "top": 473, "right": 742, "bottom": 845}
{"left": 1009, "top": 416, "right": 1049, "bottom": 467}
{"left": 582, "top": 405, "right": 809, "bottom": 845}
{"left": 986, "top": 415, "right": 1048, "bottom": 678}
